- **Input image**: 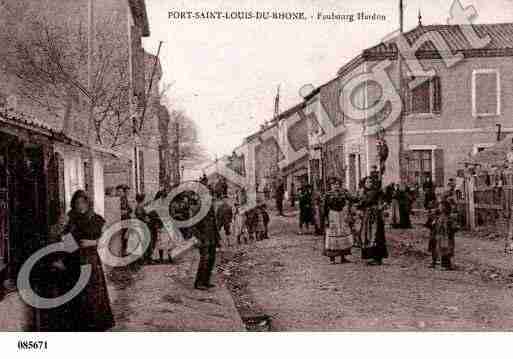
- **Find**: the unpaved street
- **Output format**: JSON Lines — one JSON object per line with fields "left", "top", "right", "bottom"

{"left": 221, "top": 211, "right": 513, "bottom": 331}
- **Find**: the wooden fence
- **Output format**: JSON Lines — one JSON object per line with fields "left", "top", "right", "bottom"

{"left": 457, "top": 171, "right": 513, "bottom": 230}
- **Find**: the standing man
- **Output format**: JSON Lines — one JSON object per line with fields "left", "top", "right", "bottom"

{"left": 116, "top": 184, "right": 132, "bottom": 256}
{"left": 216, "top": 197, "right": 233, "bottom": 245}
{"left": 275, "top": 177, "right": 285, "bottom": 216}
{"left": 289, "top": 182, "right": 296, "bottom": 208}
{"left": 193, "top": 198, "right": 221, "bottom": 290}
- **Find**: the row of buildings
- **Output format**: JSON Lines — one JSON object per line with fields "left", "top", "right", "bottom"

{"left": 0, "top": 0, "right": 166, "bottom": 291}
{"left": 221, "top": 21, "right": 513, "bottom": 200}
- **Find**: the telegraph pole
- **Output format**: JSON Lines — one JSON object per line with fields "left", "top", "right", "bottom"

{"left": 86, "top": 0, "right": 96, "bottom": 200}
{"left": 398, "top": 0, "right": 406, "bottom": 184}
{"left": 173, "top": 120, "right": 180, "bottom": 185}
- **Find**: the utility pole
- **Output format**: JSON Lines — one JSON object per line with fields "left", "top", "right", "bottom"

{"left": 173, "top": 120, "right": 180, "bottom": 185}
{"left": 398, "top": 0, "right": 406, "bottom": 184}
{"left": 86, "top": 0, "right": 96, "bottom": 201}
{"left": 139, "top": 41, "right": 163, "bottom": 132}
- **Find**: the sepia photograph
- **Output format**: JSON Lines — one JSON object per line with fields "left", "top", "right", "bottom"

{"left": 1, "top": 0, "right": 513, "bottom": 356}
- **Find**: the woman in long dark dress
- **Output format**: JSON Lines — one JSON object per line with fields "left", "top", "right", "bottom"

{"left": 359, "top": 177, "right": 388, "bottom": 265}
{"left": 298, "top": 185, "right": 313, "bottom": 234}
{"left": 396, "top": 183, "right": 412, "bottom": 229}
{"left": 63, "top": 190, "right": 115, "bottom": 331}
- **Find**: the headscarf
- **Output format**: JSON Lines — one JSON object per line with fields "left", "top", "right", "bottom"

{"left": 69, "top": 189, "right": 94, "bottom": 220}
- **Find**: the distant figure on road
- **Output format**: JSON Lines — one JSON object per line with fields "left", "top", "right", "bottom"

{"left": 275, "top": 178, "right": 285, "bottom": 216}
{"left": 289, "top": 182, "right": 296, "bottom": 208}
{"left": 116, "top": 184, "right": 132, "bottom": 256}
{"left": 232, "top": 204, "right": 248, "bottom": 245}
{"left": 216, "top": 197, "right": 234, "bottom": 245}
{"left": 298, "top": 185, "right": 313, "bottom": 235}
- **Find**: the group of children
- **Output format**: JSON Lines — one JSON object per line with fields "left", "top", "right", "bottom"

{"left": 228, "top": 203, "right": 270, "bottom": 245}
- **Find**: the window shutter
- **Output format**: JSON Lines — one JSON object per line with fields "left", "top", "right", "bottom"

{"left": 433, "top": 76, "right": 441, "bottom": 114}
{"left": 403, "top": 84, "right": 411, "bottom": 114}
{"left": 434, "top": 149, "right": 444, "bottom": 187}
{"left": 403, "top": 150, "right": 414, "bottom": 183}
{"left": 138, "top": 149, "right": 145, "bottom": 194}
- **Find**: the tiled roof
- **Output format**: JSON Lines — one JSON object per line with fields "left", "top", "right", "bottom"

{"left": 0, "top": 107, "right": 60, "bottom": 135}
{"left": 338, "top": 23, "right": 513, "bottom": 75}
{"left": 0, "top": 107, "right": 119, "bottom": 157}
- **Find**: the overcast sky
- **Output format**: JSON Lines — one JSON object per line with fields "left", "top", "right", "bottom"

{"left": 142, "top": 0, "right": 513, "bottom": 159}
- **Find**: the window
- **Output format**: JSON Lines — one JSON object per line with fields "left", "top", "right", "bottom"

{"left": 407, "top": 150, "right": 433, "bottom": 185}
{"left": 406, "top": 76, "right": 442, "bottom": 114}
{"left": 472, "top": 69, "right": 500, "bottom": 117}
{"left": 405, "top": 147, "right": 444, "bottom": 187}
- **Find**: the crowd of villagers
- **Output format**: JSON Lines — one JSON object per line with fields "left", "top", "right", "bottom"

{"left": 295, "top": 168, "right": 460, "bottom": 270}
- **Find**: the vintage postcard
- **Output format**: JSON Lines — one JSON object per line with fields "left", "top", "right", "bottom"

{"left": 1, "top": 0, "right": 513, "bottom": 356}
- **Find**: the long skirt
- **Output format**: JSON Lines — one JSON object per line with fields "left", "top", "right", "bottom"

{"left": 324, "top": 210, "right": 353, "bottom": 257}
{"left": 75, "top": 247, "right": 115, "bottom": 331}
{"left": 361, "top": 209, "right": 388, "bottom": 261}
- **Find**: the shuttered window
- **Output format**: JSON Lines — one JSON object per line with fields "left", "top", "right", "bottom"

{"left": 473, "top": 70, "right": 500, "bottom": 116}
{"left": 406, "top": 76, "right": 442, "bottom": 114}
{"left": 406, "top": 150, "right": 432, "bottom": 186}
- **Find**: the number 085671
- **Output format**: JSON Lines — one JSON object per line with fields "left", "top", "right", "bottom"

{"left": 17, "top": 340, "right": 48, "bottom": 350}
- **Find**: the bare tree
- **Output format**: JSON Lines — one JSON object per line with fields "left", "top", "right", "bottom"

{"left": 0, "top": 1, "right": 152, "bottom": 149}
{"left": 169, "top": 109, "right": 208, "bottom": 163}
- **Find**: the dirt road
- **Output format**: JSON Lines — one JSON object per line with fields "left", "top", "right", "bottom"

{"left": 221, "top": 211, "right": 513, "bottom": 331}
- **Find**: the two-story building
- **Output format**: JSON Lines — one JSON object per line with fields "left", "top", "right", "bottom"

{"left": 307, "top": 22, "right": 513, "bottom": 190}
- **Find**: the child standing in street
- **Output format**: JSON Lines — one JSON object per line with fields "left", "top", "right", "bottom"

{"left": 429, "top": 195, "right": 458, "bottom": 270}
{"left": 154, "top": 220, "right": 176, "bottom": 264}
{"left": 233, "top": 204, "right": 248, "bottom": 245}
